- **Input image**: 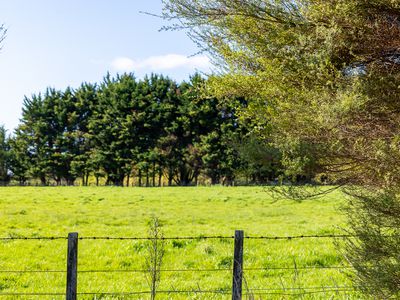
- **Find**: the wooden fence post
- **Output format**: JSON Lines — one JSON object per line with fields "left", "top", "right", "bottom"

{"left": 232, "top": 230, "right": 244, "bottom": 300}
{"left": 66, "top": 232, "right": 78, "bottom": 300}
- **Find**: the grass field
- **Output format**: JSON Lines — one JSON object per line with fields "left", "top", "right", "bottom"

{"left": 0, "top": 186, "right": 363, "bottom": 299}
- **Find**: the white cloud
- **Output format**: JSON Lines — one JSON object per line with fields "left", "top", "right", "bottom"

{"left": 111, "top": 57, "right": 135, "bottom": 72}
{"left": 110, "top": 54, "right": 212, "bottom": 72}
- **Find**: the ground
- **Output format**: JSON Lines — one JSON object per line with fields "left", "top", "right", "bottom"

{"left": 0, "top": 186, "right": 363, "bottom": 299}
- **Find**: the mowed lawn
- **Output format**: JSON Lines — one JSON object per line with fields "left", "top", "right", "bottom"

{"left": 0, "top": 186, "right": 361, "bottom": 299}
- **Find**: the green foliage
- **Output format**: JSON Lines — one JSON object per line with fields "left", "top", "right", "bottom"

{"left": 342, "top": 188, "right": 400, "bottom": 298}
{"left": 0, "top": 126, "right": 10, "bottom": 184}
{"left": 70, "top": 82, "right": 98, "bottom": 185}
{"left": 8, "top": 73, "right": 260, "bottom": 186}
{"left": 236, "top": 134, "right": 282, "bottom": 183}
{"left": 7, "top": 132, "right": 29, "bottom": 185}
{"left": 144, "top": 217, "right": 165, "bottom": 300}
{"left": 163, "top": 0, "right": 400, "bottom": 296}
{"left": 88, "top": 73, "right": 139, "bottom": 186}
{"left": 162, "top": 0, "right": 400, "bottom": 186}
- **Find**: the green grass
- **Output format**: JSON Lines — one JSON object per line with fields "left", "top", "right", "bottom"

{"left": 0, "top": 186, "right": 363, "bottom": 299}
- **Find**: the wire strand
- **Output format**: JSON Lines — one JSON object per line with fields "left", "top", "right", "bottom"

{"left": 0, "top": 233, "right": 388, "bottom": 240}
{"left": 0, "top": 292, "right": 64, "bottom": 296}
{"left": 0, "top": 270, "right": 65, "bottom": 273}
{"left": 78, "top": 268, "right": 231, "bottom": 273}
{"left": 244, "top": 234, "right": 355, "bottom": 240}
{"left": 0, "top": 237, "right": 67, "bottom": 240}
{"left": 78, "top": 236, "right": 234, "bottom": 240}
{"left": 244, "top": 265, "right": 354, "bottom": 270}
{"left": 0, "top": 265, "right": 355, "bottom": 274}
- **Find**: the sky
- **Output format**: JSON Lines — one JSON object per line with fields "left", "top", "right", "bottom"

{"left": 0, "top": 0, "right": 212, "bottom": 132}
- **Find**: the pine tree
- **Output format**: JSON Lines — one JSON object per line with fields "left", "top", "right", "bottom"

{"left": 0, "top": 125, "right": 10, "bottom": 184}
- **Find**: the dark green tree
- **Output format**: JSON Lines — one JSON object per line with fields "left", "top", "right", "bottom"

{"left": 136, "top": 74, "right": 183, "bottom": 186}
{"left": 17, "top": 93, "right": 51, "bottom": 185}
{"left": 89, "top": 73, "right": 138, "bottom": 186}
{"left": 0, "top": 125, "right": 10, "bottom": 184}
{"left": 8, "top": 132, "right": 30, "bottom": 185}
{"left": 71, "top": 82, "right": 99, "bottom": 185}
{"left": 47, "top": 87, "right": 79, "bottom": 185}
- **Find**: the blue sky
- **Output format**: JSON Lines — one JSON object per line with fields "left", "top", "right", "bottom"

{"left": 0, "top": 0, "right": 212, "bottom": 131}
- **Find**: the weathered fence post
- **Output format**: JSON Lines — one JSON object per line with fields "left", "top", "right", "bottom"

{"left": 66, "top": 232, "right": 78, "bottom": 300}
{"left": 232, "top": 230, "right": 244, "bottom": 300}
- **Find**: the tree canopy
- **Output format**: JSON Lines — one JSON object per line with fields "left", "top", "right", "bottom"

{"left": 163, "top": 0, "right": 400, "bottom": 188}
{"left": 163, "top": 0, "right": 400, "bottom": 296}
{"left": 4, "top": 73, "right": 283, "bottom": 187}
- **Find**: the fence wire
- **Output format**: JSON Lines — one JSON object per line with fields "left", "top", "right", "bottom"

{"left": 0, "top": 288, "right": 359, "bottom": 297}
{"left": 0, "top": 264, "right": 356, "bottom": 274}
{"left": 0, "top": 233, "right": 383, "bottom": 240}
{"left": 0, "top": 232, "right": 366, "bottom": 298}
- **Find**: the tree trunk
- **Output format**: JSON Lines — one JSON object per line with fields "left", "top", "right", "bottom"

{"left": 67, "top": 178, "right": 75, "bottom": 186}
{"left": 211, "top": 174, "right": 219, "bottom": 185}
{"left": 40, "top": 175, "right": 47, "bottom": 186}
{"left": 113, "top": 174, "right": 124, "bottom": 187}
{"left": 152, "top": 162, "right": 156, "bottom": 187}
{"left": 168, "top": 167, "right": 173, "bottom": 186}
{"left": 158, "top": 168, "right": 162, "bottom": 187}
{"left": 138, "top": 169, "right": 142, "bottom": 187}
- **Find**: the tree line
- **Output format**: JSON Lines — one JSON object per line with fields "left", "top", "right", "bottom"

{"left": 0, "top": 73, "right": 284, "bottom": 186}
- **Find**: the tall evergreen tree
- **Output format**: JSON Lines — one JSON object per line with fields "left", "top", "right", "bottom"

{"left": 0, "top": 125, "right": 10, "bottom": 184}
{"left": 17, "top": 93, "right": 51, "bottom": 185}
{"left": 89, "top": 73, "right": 138, "bottom": 186}
{"left": 71, "top": 82, "right": 99, "bottom": 185}
{"left": 8, "top": 132, "right": 29, "bottom": 185}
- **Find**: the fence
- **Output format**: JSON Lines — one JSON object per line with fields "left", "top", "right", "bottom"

{"left": 0, "top": 231, "right": 361, "bottom": 299}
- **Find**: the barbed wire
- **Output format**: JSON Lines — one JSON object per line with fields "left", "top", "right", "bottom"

{"left": 78, "top": 268, "right": 231, "bottom": 273}
{"left": 0, "top": 288, "right": 358, "bottom": 297}
{"left": 77, "top": 266, "right": 354, "bottom": 273}
{"left": 248, "top": 286, "right": 355, "bottom": 291}
{"left": 0, "top": 231, "right": 368, "bottom": 298}
{"left": 245, "top": 234, "right": 356, "bottom": 240}
{"left": 0, "top": 292, "right": 64, "bottom": 296}
{"left": 0, "top": 236, "right": 67, "bottom": 240}
{"left": 77, "top": 290, "right": 232, "bottom": 295}
{"left": 0, "top": 235, "right": 234, "bottom": 240}
{"left": 244, "top": 265, "right": 354, "bottom": 270}
{"left": 0, "top": 270, "right": 65, "bottom": 273}
{"left": 0, "top": 265, "right": 356, "bottom": 274}
{"left": 247, "top": 289, "right": 356, "bottom": 296}
{"left": 0, "top": 233, "right": 378, "bottom": 240}
{"left": 79, "top": 235, "right": 234, "bottom": 240}
{"left": 75, "top": 287, "right": 358, "bottom": 294}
